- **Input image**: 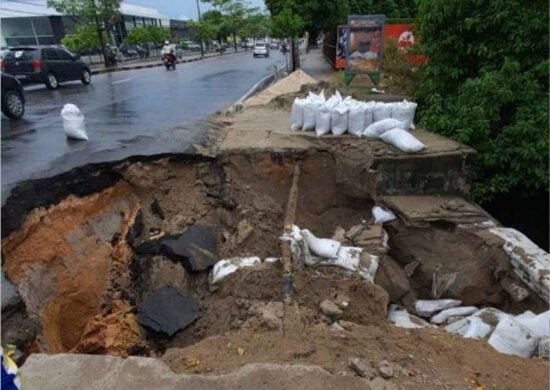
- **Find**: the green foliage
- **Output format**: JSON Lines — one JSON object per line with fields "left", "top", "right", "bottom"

{"left": 266, "top": 0, "right": 417, "bottom": 39}
{"left": 47, "top": 0, "right": 119, "bottom": 23}
{"left": 270, "top": 7, "right": 304, "bottom": 38}
{"left": 416, "top": 0, "right": 549, "bottom": 201}
{"left": 124, "top": 26, "right": 169, "bottom": 45}
{"left": 382, "top": 39, "right": 419, "bottom": 96}
{"left": 187, "top": 19, "right": 217, "bottom": 44}
{"left": 61, "top": 24, "right": 107, "bottom": 51}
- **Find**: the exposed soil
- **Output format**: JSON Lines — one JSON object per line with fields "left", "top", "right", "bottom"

{"left": 1, "top": 143, "right": 547, "bottom": 387}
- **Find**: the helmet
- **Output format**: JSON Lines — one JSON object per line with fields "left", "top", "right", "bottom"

{"left": 164, "top": 40, "right": 170, "bottom": 45}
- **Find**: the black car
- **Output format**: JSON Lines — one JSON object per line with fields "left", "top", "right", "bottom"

{"left": 1, "top": 46, "right": 91, "bottom": 90}
{"left": 1, "top": 73, "right": 25, "bottom": 119}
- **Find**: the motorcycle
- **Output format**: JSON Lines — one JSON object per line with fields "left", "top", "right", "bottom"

{"left": 163, "top": 53, "right": 176, "bottom": 70}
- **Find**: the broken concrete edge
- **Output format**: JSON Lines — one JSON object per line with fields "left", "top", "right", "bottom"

{"left": 20, "top": 354, "right": 369, "bottom": 390}
{"left": 90, "top": 51, "right": 242, "bottom": 75}
{"left": 1, "top": 152, "right": 215, "bottom": 239}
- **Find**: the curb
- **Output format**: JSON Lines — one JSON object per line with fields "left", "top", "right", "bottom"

{"left": 90, "top": 50, "right": 244, "bottom": 75}
{"left": 227, "top": 66, "right": 278, "bottom": 114}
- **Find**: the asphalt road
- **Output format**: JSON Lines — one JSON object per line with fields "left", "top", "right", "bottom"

{"left": 1, "top": 51, "right": 285, "bottom": 201}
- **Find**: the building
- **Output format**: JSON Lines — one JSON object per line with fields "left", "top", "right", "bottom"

{"left": 1, "top": 0, "right": 176, "bottom": 47}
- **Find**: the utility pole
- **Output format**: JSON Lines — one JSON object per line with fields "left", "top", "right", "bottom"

{"left": 195, "top": 0, "right": 204, "bottom": 58}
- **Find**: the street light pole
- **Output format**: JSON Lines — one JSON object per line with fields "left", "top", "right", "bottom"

{"left": 195, "top": 0, "right": 204, "bottom": 58}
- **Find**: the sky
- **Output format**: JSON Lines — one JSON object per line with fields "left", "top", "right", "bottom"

{"left": 123, "top": 0, "right": 267, "bottom": 20}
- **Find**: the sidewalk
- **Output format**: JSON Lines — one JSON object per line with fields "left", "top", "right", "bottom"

{"left": 299, "top": 48, "right": 334, "bottom": 81}
{"left": 90, "top": 49, "right": 244, "bottom": 75}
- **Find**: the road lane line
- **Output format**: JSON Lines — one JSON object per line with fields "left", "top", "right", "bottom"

{"left": 112, "top": 79, "right": 131, "bottom": 85}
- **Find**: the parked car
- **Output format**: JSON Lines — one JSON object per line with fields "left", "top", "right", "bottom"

{"left": 269, "top": 41, "right": 279, "bottom": 49}
{"left": 1, "top": 73, "right": 25, "bottom": 119}
{"left": 253, "top": 42, "right": 270, "bottom": 58}
{"left": 1, "top": 46, "right": 92, "bottom": 90}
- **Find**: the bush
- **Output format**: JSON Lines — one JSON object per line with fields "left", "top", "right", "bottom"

{"left": 382, "top": 39, "right": 420, "bottom": 97}
{"left": 415, "top": 0, "right": 549, "bottom": 202}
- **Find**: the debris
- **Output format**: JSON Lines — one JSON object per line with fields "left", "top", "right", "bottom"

{"left": 374, "top": 256, "right": 411, "bottom": 302}
{"left": 430, "top": 306, "right": 478, "bottom": 325}
{"left": 387, "top": 304, "right": 433, "bottom": 329}
{"left": 345, "top": 224, "right": 365, "bottom": 241}
{"left": 372, "top": 206, "right": 397, "bottom": 224}
{"left": 161, "top": 225, "right": 218, "bottom": 271}
{"left": 320, "top": 300, "right": 343, "bottom": 319}
{"left": 500, "top": 277, "right": 530, "bottom": 302}
{"left": 348, "top": 357, "right": 374, "bottom": 378}
{"left": 137, "top": 286, "right": 199, "bottom": 336}
{"left": 210, "top": 257, "right": 261, "bottom": 284}
{"left": 235, "top": 220, "right": 254, "bottom": 244}
{"left": 237, "top": 347, "right": 245, "bottom": 357}
{"left": 415, "top": 299, "right": 462, "bottom": 317}
{"left": 377, "top": 360, "right": 395, "bottom": 379}
{"left": 329, "top": 322, "right": 346, "bottom": 333}
{"left": 331, "top": 226, "right": 347, "bottom": 243}
{"left": 487, "top": 317, "right": 538, "bottom": 358}
{"left": 489, "top": 227, "right": 550, "bottom": 302}
{"left": 133, "top": 255, "right": 191, "bottom": 300}
{"left": 444, "top": 308, "right": 508, "bottom": 339}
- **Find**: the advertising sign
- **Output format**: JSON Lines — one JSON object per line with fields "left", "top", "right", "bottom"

{"left": 384, "top": 23, "right": 415, "bottom": 50}
{"left": 335, "top": 25, "right": 348, "bottom": 69}
{"left": 345, "top": 15, "right": 385, "bottom": 75}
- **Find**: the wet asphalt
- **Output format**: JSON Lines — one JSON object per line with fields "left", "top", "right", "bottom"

{"left": 1, "top": 51, "right": 285, "bottom": 202}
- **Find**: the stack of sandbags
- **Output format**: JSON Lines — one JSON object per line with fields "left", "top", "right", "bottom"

{"left": 289, "top": 92, "right": 423, "bottom": 153}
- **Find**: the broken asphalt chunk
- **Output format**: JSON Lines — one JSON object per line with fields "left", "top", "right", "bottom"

{"left": 137, "top": 286, "right": 199, "bottom": 336}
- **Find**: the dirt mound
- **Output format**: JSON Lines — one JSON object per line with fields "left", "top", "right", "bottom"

{"left": 162, "top": 311, "right": 549, "bottom": 389}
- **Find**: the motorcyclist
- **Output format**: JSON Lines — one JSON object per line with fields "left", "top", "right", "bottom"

{"left": 161, "top": 40, "right": 176, "bottom": 62}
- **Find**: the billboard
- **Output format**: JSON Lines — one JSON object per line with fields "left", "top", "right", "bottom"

{"left": 345, "top": 15, "right": 385, "bottom": 74}
{"left": 335, "top": 25, "right": 348, "bottom": 69}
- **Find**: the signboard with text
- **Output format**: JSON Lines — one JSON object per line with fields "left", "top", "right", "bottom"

{"left": 345, "top": 15, "right": 385, "bottom": 75}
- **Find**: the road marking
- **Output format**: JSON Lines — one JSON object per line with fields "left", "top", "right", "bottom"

{"left": 112, "top": 78, "right": 131, "bottom": 85}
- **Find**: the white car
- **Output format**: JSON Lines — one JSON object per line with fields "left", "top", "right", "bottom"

{"left": 253, "top": 42, "right": 270, "bottom": 58}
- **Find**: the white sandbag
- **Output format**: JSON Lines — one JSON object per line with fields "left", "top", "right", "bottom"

{"left": 290, "top": 98, "right": 307, "bottom": 130}
{"left": 430, "top": 306, "right": 478, "bottom": 324}
{"left": 61, "top": 103, "right": 88, "bottom": 140}
{"left": 515, "top": 310, "right": 536, "bottom": 321}
{"left": 330, "top": 246, "right": 362, "bottom": 271}
{"left": 388, "top": 304, "right": 433, "bottom": 329}
{"left": 516, "top": 310, "right": 550, "bottom": 338}
{"left": 301, "top": 229, "right": 341, "bottom": 259}
{"left": 372, "top": 206, "right": 397, "bottom": 224}
{"left": 364, "top": 101, "right": 375, "bottom": 128}
{"left": 264, "top": 257, "right": 280, "bottom": 263}
{"left": 373, "top": 102, "right": 393, "bottom": 122}
{"left": 380, "top": 128, "right": 425, "bottom": 153}
{"left": 363, "top": 118, "right": 405, "bottom": 138}
{"left": 357, "top": 252, "right": 379, "bottom": 283}
{"left": 488, "top": 316, "right": 539, "bottom": 358}
{"left": 210, "top": 256, "right": 261, "bottom": 284}
{"left": 315, "top": 105, "right": 331, "bottom": 136}
{"left": 415, "top": 299, "right": 461, "bottom": 317}
{"left": 391, "top": 100, "right": 417, "bottom": 130}
{"left": 315, "top": 95, "right": 340, "bottom": 136}
{"left": 444, "top": 308, "right": 509, "bottom": 339}
{"left": 348, "top": 103, "right": 366, "bottom": 136}
{"left": 302, "top": 91, "right": 326, "bottom": 131}
{"left": 331, "top": 103, "right": 349, "bottom": 135}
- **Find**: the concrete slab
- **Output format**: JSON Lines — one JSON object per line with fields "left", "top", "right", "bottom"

{"left": 20, "top": 354, "right": 369, "bottom": 390}
{"left": 382, "top": 195, "right": 494, "bottom": 226}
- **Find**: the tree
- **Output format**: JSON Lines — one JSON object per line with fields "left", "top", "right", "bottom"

{"left": 202, "top": 10, "right": 230, "bottom": 43}
{"left": 145, "top": 26, "right": 170, "bottom": 46}
{"left": 202, "top": 0, "right": 250, "bottom": 51}
{"left": 187, "top": 19, "right": 217, "bottom": 55}
{"left": 271, "top": 6, "right": 304, "bottom": 71}
{"left": 48, "top": 0, "right": 120, "bottom": 66}
{"left": 62, "top": 24, "right": 107, "bottom": 62}
{"left": 124, "top": 27, "right": 151, "bottom": 45}
{"left": 415, "top": 0, "right": 549, "bottom": 202}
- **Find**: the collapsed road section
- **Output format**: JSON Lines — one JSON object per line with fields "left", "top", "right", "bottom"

{"left": 2, "top": 76, "right": 549, "bottom": 389}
